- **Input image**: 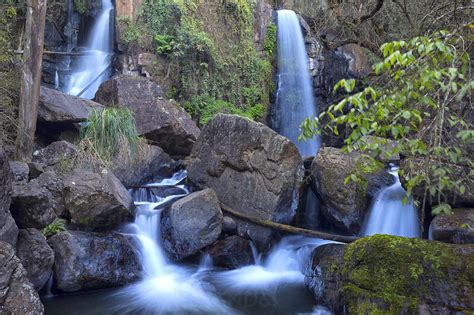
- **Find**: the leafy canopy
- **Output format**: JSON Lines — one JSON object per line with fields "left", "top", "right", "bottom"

{"left": 301, "top": 30, "right": 473, "bottom": 215}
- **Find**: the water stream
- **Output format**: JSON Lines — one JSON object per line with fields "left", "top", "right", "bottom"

{"left": 361, "top": 165, "right": 421, "bottom": 238}
{"left": 273, "top": 10, "right": 320, "bottom": 158}
{"left": 64, "top": 0, "right": 113, "bottom": 99}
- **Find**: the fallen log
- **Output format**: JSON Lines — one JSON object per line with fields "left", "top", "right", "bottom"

{"left": 220, "top": 203, "right": 360, "bottom": 243}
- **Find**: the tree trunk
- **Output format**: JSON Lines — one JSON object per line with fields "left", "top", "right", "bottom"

{"left": 15, "top": 0, "right": 47, "bottom": 162}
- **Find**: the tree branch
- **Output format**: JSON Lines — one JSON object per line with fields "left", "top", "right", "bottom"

{"left": 358, "top": 0, "right": 385, "bottom": 24}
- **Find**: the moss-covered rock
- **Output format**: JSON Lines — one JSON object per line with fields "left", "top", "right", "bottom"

{"left": 304, "top": 235, "right": 474, "bottom": 314}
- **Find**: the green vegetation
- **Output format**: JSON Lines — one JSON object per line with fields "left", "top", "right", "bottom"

{"left": 301, "top": 31, "right": 473, "bottom": 215}
{"left": 338, "top": 235, "right": 474, "bottom": 313}
{"left": 264, "top": 22, "right": 277, "bottom": 58}
{"left": 117, "top": 16, "right": 142, "bottom": 45}
{"left": 79, "top": 107, "right": 140, "bottom": 164}
{"left": 74, "top": 0, "right": 87, "bottom": 14}
{"left": 43, "top": 219, "right": 67, "bottom": 237}
{"left": 122, "top": 0, "right": 273, "bottom": 124}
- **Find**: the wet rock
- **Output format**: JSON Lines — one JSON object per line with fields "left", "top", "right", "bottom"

{"left": 0, "top": 149, "right": 18, "bottom": 247}
{"left": 49, "top": 231, "right": 141, "bottom": 292}
{"left": 95, "top": 76, "right": 200, "bottom": 158}
{"left": 0, "top": 241, "right": 44, "bottom": 314}
{"left": 63, "top": 169, "right": 134, "bottom": 231}
{"left": 39, "top": 85, "right": 103, "bottom": 123}
{"left": 222, "top": 216, "right": 237, "bottom": 234}
{"left": 111, "top": 143, "right": 177, "bottom": 187}
{"left": 32, "top": 140, "right": 77, "bottom": 167}
{"left": 304, "top": 235, "right": 474, "bottom": 314}
{"left": 161, "top": 189, "right": 223, "bottom": 260}
{"left": 430, "top": 208, "right": 474, "bottom": 244}
{"left": 206, "top": 235, "right": 254, "bottom": 269}
{"left": 10, "top": 178, "right": 57, "bottom": 229}
{"left": 187, "top": 114, "right": 304, "bottom": 249}
{"left": 311, "top": 147, "right": 392, "bottom": 233}
{"left": 17, "top": 228, "right": 55, "bottom": 291}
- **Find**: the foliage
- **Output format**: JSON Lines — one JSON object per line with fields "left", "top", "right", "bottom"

{"left": 301, "top": 31, "right": 473, "bottom": 215}
{"left": 264, "top": 22, "right": 277, "bottom": 58}
{"left": 117, "top": 16, "right": 142, "bottom": 45}
{"left": 43, "top": 219, "right": 66, "bottom": 237}
{"left": 154, "top": 34, "right": 175, "bottom": 55}
{"left": 79, "top": 107, "right": 140, "bottom": 164}
{"left": 183, "top": 95, "right": 264, "bottom": 126}
{"left": 74, "top": 0, "right": 87, "bottom": 14}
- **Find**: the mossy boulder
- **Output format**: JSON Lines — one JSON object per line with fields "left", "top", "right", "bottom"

{"left": 311, "top": 147, "right": 392, "bottom": 233}
{"left": 305, "top": 235, "right": 474, "bottom": 314}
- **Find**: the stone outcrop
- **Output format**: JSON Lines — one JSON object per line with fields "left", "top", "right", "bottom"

{"left": 49, "top": 231, "right": 141, "bottom": 292}
{"left": 304, "top": 235, "right": 474, "bottom": 314}
{"left": 32, "top": 140, "right": 77, "bottom": 167}
{"left": 430, "top": 208, "right": 474, "bottom": 244}
{"left": 161, "top": 189, "right": 223, "bottom": 260}
{"left": 17, "top": 228, "right": 55, "bottom": 291}
{"left": 0, "top": 148, "right": 18, "bottom": 247}
{"left": 187, "top": 114, "right": 304, "bottom": 249}
{"left": 63, "top": 169, "right": 134, "bottom": 231}
{"left": 95, "top": 76, "right": 200, "bottom": 158}
{"left": 206, "top": 235, "right": 254, "bottom": 269}
{"left": 39, "top": 86, "right": 103, "bottom": 124}
{"left": 311, "top": 147, "right": 392, "bottom": 233}
{"left": 0, "top": 241, "right": 44, "bottom": 314}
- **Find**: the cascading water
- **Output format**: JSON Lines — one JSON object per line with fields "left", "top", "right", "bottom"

{"left": 362, "top": 165, "right": 421, "bottom": 238}
{"left": 273, "top": 10, "right": 320, "bottom": 158}
{"left": 65, "top": 0, "right": 113, "bottom": 99}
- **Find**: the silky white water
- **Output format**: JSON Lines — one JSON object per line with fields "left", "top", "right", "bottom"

{"left": 65, "top": 0, "right": 113, "bottom": 99}
{"left": 274, "top": 10, "right": 320, "bottom": 157}
{"left": 362, "top": 166, "right": 421, "bottom": 238}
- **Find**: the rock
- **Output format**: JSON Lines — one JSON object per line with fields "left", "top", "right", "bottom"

{"left": 63, "top": 169, "right": 134, "bottom": 231}
{"left": 10, "top": 178, "right": 57, "bottom": 229}
{"left": 49, "top": 231, "right": 141, "bottom": 292}
{"left": 95, "top": 76, "right": 200, "bottom": 158}
{"left": 35, "top": 170, "right": 67, "bottom": 218}
{"left": 252, "top": 0, "right": 273, "bottom": 51}
{"left": 111, "top": 143, "right": 177, "bottom": 187}
{"left": 206, "top": 235, "right": 254, "bottom": 269}
{"left": 0, "top": 149, "right": 19, "bottom": 246}
{"left": 32, "top": 140, "right": 77, "bottom": 167}
{"left": 187, "top": 114, "right": 304, "bottom": 249}
{"left": 17, "top": 228, "right": 55, "bottom": 291}
{"left": 27, "top": 162, "right": 45, "bottom": 179}
{"left": 311, "top": 147, "right": 392, "bottom": 233}
{"left": 430, "top": 208, "right": 474, "bottom": 244}
{"left": 338, "top": 43, "right": 371, "bottom": 78}
{"left": 39, "top": 86, "right": 103, "bottom": 123}
{"left": 8, "top": 161, "right": 29, "bottom": 183}
{"left": 222, "top": 216, "right": 237, "bottom": 234}
{"left": 161, "top": 189, "right": 223, "bottom": 260}
{"left": 304, "top": 235, "right": 474, "bottom": 314}
{"left": 0, "top": 241, "right": 44, "bottom": 314}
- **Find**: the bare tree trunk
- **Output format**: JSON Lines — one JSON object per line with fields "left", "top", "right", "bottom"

{"left": 15, "top": 0, "right": 47, "bottom": 162}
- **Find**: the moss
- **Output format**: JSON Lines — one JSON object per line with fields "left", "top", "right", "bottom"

{"left": 339, "top": 235, "right": 474, "bottom": 314}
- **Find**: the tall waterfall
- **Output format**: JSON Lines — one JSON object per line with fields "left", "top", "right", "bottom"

{"left": 65, "top": 0, "right": 113, "bottom": 99}
{"left": 362, "top": 165, "right": 421, "bottom": 238}
{"left": 273, "top": 10, "right": 320, "bottom": 158}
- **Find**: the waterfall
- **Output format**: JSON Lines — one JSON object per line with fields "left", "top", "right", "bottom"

{"left": 65, "top": 0, "right": 113, "bottom": 99}
{"left": 362, "top": 165, "right": 421, "bottom": 238}
{"left": 273, "top": 10, "right": 320, "bottom": 158}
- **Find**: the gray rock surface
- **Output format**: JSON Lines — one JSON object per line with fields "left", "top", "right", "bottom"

{"left": 0, "top": 148, "right": 18, "bottom": 247}
{"left": 161, "top": 189, "right": 223, "bottom": 260}
{"left": 206, "top": 235, "right": 254, "bottom": 269}
{"left": 430, "top": 208, "right": 474, "bottom": 244}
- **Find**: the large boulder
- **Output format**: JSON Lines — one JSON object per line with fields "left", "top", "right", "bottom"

{"left": 430, "top": 208, "right": 474, "bottom": 244}
{"left": 0, "top": 148, "right": 18, "bottom": 247}
{"left": 111, "top": 143, "right": 177, "bottom": 187}
{"left": 187, "top": 114, "right": 304, "bottom": 249}
{"left": 95, "top": 76, "right": 200, "bottom": 158}
{"left": 17, "top": 228, "right": 55, "bottom": 291}
{"left": 10, "top": 178, "right": 57, "bottom": 229}
{"left": 311, "top": 147, "right": 392, "bottom": 233}
{"left": 161, "top": 189, "right": 223, "bottom": 260}
{"left": 32, "top": 140, "right": 77, "bottom": 167}
{"left": 0, "top": 241, "right": 44, "bottom": 314}
{"left": 39, "top": 86, "right": 103, "bottom": 124}
{"left": 206, "top": 235, "right": 254, "bottom": 269}
{"left": 63, "top": 169, "right": 134, "bottom": 231}
{"left": 49, "top": 231, "right": 141, "bottom": 292}
{"left": 304, "top": 235, "right": 474, "bottom": 314}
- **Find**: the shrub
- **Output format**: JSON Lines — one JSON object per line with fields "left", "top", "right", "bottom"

{"left": 43, "top": 219, "right": 66, "bottom": 237}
